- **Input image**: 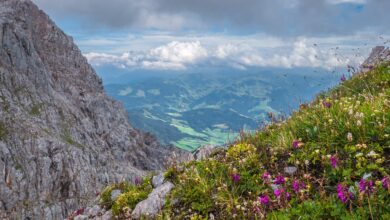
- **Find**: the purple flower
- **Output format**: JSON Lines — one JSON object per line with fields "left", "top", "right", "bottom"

{"left": 292, "top": 180, "right": 300, "bottom": 192}
{"left": 368, "top": 180, "right": 374, "bottom": 190}
{"left": 340, "top": 75, "right": 346, "bottom": 82}
{"left": 274, "top": 175, "right": 286, "bottom": 185}
{"left": 382, "top": 177, "right": 389, "bottom": 189}
{"left": 348, "top": 191, "right": 355, "bottom": 200}
{"left": 262, "top": 171, "right": 271, "bottom": 180}
{"left": 259, "top": 195, "right": 269, "bottom": 205}
{"left": 330, "top": 155, "right": 337, "bottom": 168}
{"left": 286, "top": 192, "right": 291, "bottom": 200}
{"left": 359, "top": 179, "right": 366, "bottom": 192}
{"left": 231, "top": 173, "right": 241, "bottom": 183}
{"left": 292, "top": 140, "right": 300, "bottom": 148}
{"left": 323, "top": 101, "right": 332, "bottom": 108}
{"left": 359, "top": 179, "right": 373, "bottom": 193}
{"left": 134, "top": 177, "right": 142, "bottom": 186}
{"left": 274, "top": 188, "right": 282, "bottom": 197}
{"left": 337, "top": 183, "right": 348, "bottom": 203}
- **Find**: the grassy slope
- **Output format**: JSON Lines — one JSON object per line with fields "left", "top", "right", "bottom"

{"left": 101, "top": 64, "right": 390, "bottom": 219}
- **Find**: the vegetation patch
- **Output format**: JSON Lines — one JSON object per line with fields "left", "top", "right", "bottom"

{"left": 100, "top": 177, "right": 152, "bottom": 217}
{"left": 0, "top": 121, "right": 8, "bottom": 140}
{"left": 101, "top": 64, "right": 390, "bottom": 219}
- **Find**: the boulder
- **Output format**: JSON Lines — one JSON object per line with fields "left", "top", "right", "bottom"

{"left": 131, "top": 182, "right": 174, "bottom": 219}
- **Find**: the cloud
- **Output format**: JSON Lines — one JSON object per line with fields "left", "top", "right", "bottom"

{"left": 85, "top": 41, "right": 208, "bottom": 70}
{"left": 32, "top": 0, "right": 390, "bottom": 36}
{"left": 85, "top": 38, "right": 369, "bottom": 71}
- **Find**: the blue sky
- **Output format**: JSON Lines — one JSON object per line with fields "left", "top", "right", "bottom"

{"left": 32, "top": 0, "right": 389, "bottom": 72}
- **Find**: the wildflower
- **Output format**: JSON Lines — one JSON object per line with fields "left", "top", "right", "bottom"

{"left": 274, "top": 175, "right": 286, "bottom": 185}
{"left": 359, "top": 179, "right": 374, "bottom": 192}
{"left": 382, "top": 177, "right": 389, "bottom": 189}
{"left": 134, "top": 177, "right": 142, "bottom": 186}
{"left": 337, "top": 183, "right": 348, "bottom": 203}
{"left": 262, "top": 171, "right": 271, "bottom": 181}
{"left": 356, "top": 120, "right": 362, "bottom": 126}
{"left": 341, "top": 75, "right": 346, "bottom": 82}
{"left": 367, "top": 151, "right": 379, "bottom": 158}
{"left": 348, "top": 191, "right": 355, "bottom": 200}
{"left": 286, "top": 192, "right": 291, "bottom": 200}
{"left": 359, "top": 179, "right": 366, "bottom": 192}
{"left": 259, "top": 195, "right": 269, "bottom": 205}
{"left": 231, "top": 173, "right": 240, "bottom": 183}
{"left": 347, "top": 132, "right": 353, "bottom": 142}
{"left": 323, "top": 101, "right": 332, "bottom": 108}
{"left": 292, "top": 180, "right": 300, "bottom": 192}
{"left": 330, "top": 155, "right": 337, "bottom": 168}
{"left": 292, "top": 140, "right": 302, "bottom": 148}
{"left": 274, "top": 188, "right": 282, "bottom": 197}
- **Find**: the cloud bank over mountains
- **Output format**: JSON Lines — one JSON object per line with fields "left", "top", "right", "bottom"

{"left": 85, "top": 38, "right": 370, "bottom": 71}
{"left": 32, "top": 0, "right": 389, "bottom": 72}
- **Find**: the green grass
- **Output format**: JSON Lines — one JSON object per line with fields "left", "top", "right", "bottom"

{"left": 100, "top": 63, "right": 390, "bottom": 219}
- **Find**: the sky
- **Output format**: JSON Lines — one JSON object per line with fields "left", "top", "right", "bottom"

{"left": 31, "top": 0, "right": 390, "bottom": 72}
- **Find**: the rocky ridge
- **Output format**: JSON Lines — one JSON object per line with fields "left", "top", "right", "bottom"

{"left": 0, "top": 0, "right": 188, "bottom": 219}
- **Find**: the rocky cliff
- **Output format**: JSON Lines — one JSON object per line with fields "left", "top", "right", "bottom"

{"left": 0, "top": 0, "right": 187, "bottom": 219}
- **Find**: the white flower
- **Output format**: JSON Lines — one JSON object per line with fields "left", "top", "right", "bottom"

{"left": 347, "top": 132, "right": 353, "bottom": 142}
{"left": 367, "top": 151, "right": 379, "bottom": 157}
{"left": 357, "top": 120, "right": 362, "bottom": 126}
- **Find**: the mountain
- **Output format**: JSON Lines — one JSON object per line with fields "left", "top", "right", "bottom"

{"left": 89, "top": 47, "right": 390, "bottom": 219}
{"left": 0, "top": 0, "right": 187, "bottom": 219}
{"left": 105, "top": 69, "right": 342, "bottom": 151}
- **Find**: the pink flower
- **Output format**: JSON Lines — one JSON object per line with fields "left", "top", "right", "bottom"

{"left": 231, "top": 173, "right": 241, "bottom": 183}
{"left": 292, "top": 140, "right": 300, "bottom": 148}
{"left": 359, "top": 179, "right": 366, "bottom": 192}
{"left": 330, "top": 155, "right": 337, "bottom": 168}
{"left": 134, "top": 176, "right": 142, "bottom": 186}
{"left": 259, "top": 195, "right": 269, "bottom": 205}
{"left": 292, "top": 180, "right": 300, "bottom": 192}
{"left": 340, "top": 75, "right": 346, "bottom": 82}
{"left": 359, "top": 179, "right": 373, "bottom": 193}
{"left": 382, "top": 177, "right": 389, "bottom": 189}
{"left": 286, "top": 192, "right": 291, "bottom": 200}
{"left": 337, "top": 183, "right": 347, "bottom": 203}
{"left": 292, "top": 180, "right": 306, "bottom": 193}
{"left": 274, "top": 188, "right": 282, "bottom": 197}
{"left": 323, "top": 101, "right": 332, "bottom": 108}
{"left": 274, "top": 175, "right": 285, "bottom": 185}
{"left": 262, "top": 171, "right": 271, "bottom": 180}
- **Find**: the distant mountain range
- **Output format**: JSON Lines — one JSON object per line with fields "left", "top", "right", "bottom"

{"left": 103, "top": 68, "right": 343, "bottom": 151}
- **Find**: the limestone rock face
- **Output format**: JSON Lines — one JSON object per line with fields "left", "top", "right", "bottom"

{"left": 0, "top": 0, "right": 186, "bottom": 218}
{"left": 362, "top": 46, "right": 390, "bottom": 70}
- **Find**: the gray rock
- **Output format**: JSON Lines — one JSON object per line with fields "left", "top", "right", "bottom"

{"left": 284, "top": 166, "right": 297, "bottom": 175}
{"left": 0, "top": 0, "right": 190, "bottom": 219}
{"left": 194, "top": 145, "right": 215, "bottom": 160}
{"left": 74, "top": 215, "right": 88, "bottom": 220}
{"left": 87, "top": 205, "right": 102, "bottom": 217}
{"left": 101, "top": 210, "right": 112, "bottom": 220}
{"left": 361, "top": 46, "right": 390, "bottom": 71}
{"left": 152, "top": 173, "right": 165, "bottom": 188}
{"left": 131, "top": 182, "right": 174, "bottom": 219}
{"left": 110, "top": 190, "right": 122, "bottom": 201}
